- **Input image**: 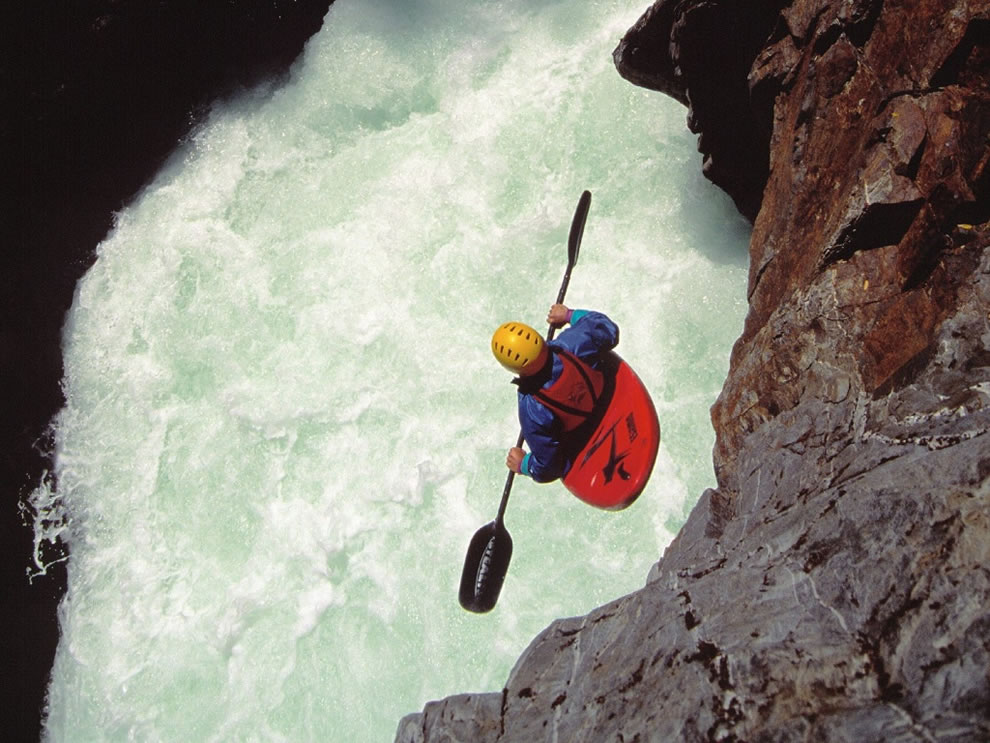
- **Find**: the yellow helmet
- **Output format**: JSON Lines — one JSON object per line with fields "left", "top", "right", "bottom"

{"left": 491, "top": 322, "right": 546, "bottom": 373}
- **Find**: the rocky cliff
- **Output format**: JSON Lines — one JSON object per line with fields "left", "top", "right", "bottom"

{"left": 396, "top": 1, "right": 990, "bottom": 740}
{"left": 2, "top": 3, "right": 333, "bottom": 739}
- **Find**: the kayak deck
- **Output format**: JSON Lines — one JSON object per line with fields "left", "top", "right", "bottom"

{"left": 562, "top": 354, "right": 660, "bottom": 510}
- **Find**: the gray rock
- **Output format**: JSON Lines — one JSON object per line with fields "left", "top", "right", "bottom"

{"left": 394, "top": 693, "right": 504, "bottom": 743}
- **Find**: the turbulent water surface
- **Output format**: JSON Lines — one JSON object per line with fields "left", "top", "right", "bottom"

{"left": 31, "top": 0, "right": 750, "bottom": 740}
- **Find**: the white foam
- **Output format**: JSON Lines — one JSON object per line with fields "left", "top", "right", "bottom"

{"left": 38, "top": 0, "right": 749, "bottom": 740}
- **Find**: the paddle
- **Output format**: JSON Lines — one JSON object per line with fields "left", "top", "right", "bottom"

{"left": 458, "top": 190, "right": 592, "bottom": 613}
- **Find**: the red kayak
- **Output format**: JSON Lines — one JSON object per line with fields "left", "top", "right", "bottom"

{"left": 562, "top": 354, "right": 660, "bottom": 510}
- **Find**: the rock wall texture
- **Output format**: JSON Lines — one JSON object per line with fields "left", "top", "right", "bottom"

{"left": 2, "top": 3, "right": 332, "bottom": 740}
{"left": 397, "top": 1, "right": 990, "bottom": 740}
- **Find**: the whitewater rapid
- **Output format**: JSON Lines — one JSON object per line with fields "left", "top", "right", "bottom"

{"left": 31, "top": 0, "right": 749, "bottom": 739}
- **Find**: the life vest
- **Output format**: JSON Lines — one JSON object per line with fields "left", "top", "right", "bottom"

{"left": 534, "top": 349, "right": 605, "bottom": 432}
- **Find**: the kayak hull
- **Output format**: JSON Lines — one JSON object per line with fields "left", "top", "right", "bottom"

{"left": 562, "top": 354, "right": 660, "bottom": 510}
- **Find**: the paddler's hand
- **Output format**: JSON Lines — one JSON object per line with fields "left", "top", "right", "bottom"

{"left": 547, "top": 304, "right": 570, "bottom": 328}
{"left": 506, "top": 447, "right": 526, "bottom": 474}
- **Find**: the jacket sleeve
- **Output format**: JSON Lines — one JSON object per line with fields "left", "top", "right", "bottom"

{"left": 517, "top": 394, "right": 568, "bottom": 483}
{"left": 558, "top": 310, "right": 619, "bottom": 363}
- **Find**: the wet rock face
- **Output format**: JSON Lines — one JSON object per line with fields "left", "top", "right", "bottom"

{"left": 710, "top": 0, "right": 990, "bottom": 493}
{"left": 398, "top": 0, "right": 990, "bottom": 740}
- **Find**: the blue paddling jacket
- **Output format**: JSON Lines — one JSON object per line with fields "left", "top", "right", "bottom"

{"left": 513, "top": 310, "right": 619, "bottom": 482}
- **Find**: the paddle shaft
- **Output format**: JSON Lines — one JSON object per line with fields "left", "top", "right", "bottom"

{"left": 495, "top": 193, "right": 586, "bottom": 524}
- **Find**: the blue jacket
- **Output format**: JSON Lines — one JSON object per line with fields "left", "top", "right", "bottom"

{"left": 514, "top": 310, "right": 619, "bottom": 482}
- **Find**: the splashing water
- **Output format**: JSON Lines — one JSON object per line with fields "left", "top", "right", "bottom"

{"left": 31, "top": 0, "right": 750, "bottom": 740}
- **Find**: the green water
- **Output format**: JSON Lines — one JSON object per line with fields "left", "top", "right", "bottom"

{"left": 31, "top": 0, "right": 750, "bottom": 740}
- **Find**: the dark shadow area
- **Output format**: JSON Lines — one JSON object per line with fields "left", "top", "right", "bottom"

{"left": 1, "top": 2, "right": 333, "bottom": 739}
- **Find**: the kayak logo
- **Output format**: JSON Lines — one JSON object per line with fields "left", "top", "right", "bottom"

{"left": 567, "top": 383, "right": 590, "bottom": 407}
{"left": 625, "top": 412, "right": 638, "bottom": 443}
{"left": 580, "top": 417, "right": 632, "bottom": 483}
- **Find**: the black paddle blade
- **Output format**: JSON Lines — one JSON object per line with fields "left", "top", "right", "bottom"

{"left": 458, "top": 520, "right": 513, "bottom": 613}
{"left": 568, "top": 190, "right": 591, "bottom": 268}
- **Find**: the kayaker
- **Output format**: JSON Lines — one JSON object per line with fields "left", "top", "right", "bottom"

{"left": 491, "top": 304, "right": 619, "bottom": 482}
